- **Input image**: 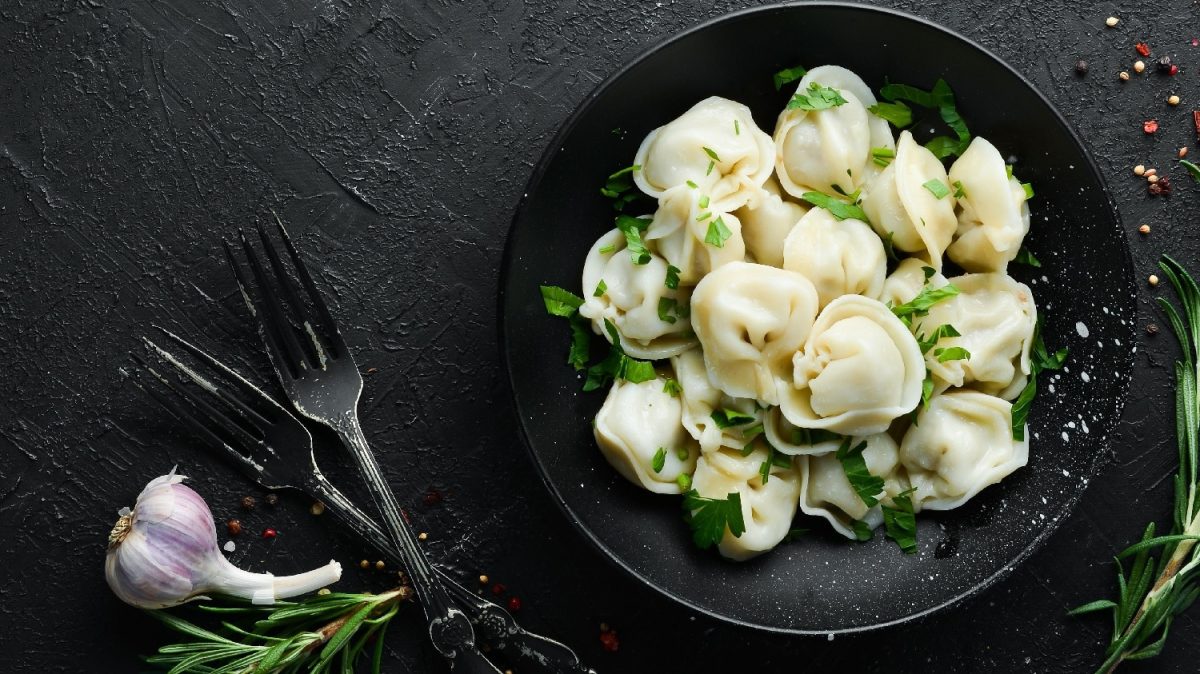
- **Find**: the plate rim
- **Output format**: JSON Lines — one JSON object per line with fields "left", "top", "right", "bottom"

{"left": 496, "top": 0, "right": 1135, "bottom": 635}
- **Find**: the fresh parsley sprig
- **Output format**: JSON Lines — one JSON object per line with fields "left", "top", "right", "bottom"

{"left": 584, "top": 319, "right": 657, "bottom": 391}
{"left": 801, "top": 191, "right": 869, "bottom": 222}
{"left": 1070, "top": 255, "right": 1200, "bottom": 672}
{"left": 835, "top": 438, "right": 884, "bottom": 508}
{"left": 1010, "top": 316, "right": 1069, "bottom": 440}
{"left": 890, "top": 277, "right": 961, "bottom": 326}
{"left": 539, "top": 285, "right": 591, "bottom": 370}
{"left": 600, "top": 164, "right": 641, "bottom": 211}
{"left": 787, "top": 82, "right": 848, "bottom": 111}
{"left": 773, "top": 64, "right": 808, "bottom": 91}
{"left": 880, "top": 78, "right": 970, "bottom": 158}
{"left": 882, "top": 488, "right": 918, "bottom": 554}
{"left": 145, "top": 588, "right": 411, "bottom": 674}
{"left": 614, "top": 214, "right": 653, "bottom": 265}
{"left": 683, "top": 490, "right": 746, "bottom": 549}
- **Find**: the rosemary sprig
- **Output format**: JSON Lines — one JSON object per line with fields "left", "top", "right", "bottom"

{"left": 1071, "top": 255, "right": 1200, "bottom": 673}
{"left": 146, "top": 587, "right": 411, "bottom": 673}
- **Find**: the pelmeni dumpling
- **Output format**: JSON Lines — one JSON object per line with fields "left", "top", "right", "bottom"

{"left": 594, "top": 376, "right": 700, "bottom": 494}
{"left": 779, "top": 295, "right": 925, "bottom": 435}
{"left": 763, "top": 406, "right": 842, "bottom": 456}
{"left": 689, "top": 445, "right": 801, "bottom": 561}
{"left": 879, "top": 257, "right": 949, "bottom": 307}
{"left": 645, "top": 186, "right": 746, "bottom": 286}
{"left": 860, "top": 131, "right": 958, "bottom": 270}
{"left": 691, "top": 262, "right": 820, "bottom": 404}
{"left": 580, "top": 229, "right": 696, "bottom": 359}
{"left": 734, "top": 176, "right": 808, "bottom": 267}
{"left": 774, "top": 66, "right": 894, "bottom": 197}
{"left": 782, "top": 207, "right": 886, "bottom": 308}
{"left": 917, "top": 273, "right": 1037, "bottom": 400}
{"left": 634, "top": 97, "right": 774, "bottom": 212}
{"left": 946, "top": 137, "right": 1031, "bottom": 272}
{"left": 798, "top": 433, "right": 914, "bottom": 539}
{"left": 900, "top": 390, "right": 1028, "bottom": 510}
{"left": 671, "top": 348, "right": 763, "bottom": 454}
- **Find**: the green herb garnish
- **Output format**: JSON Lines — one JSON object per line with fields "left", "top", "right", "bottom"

{"left": 540, "top": 285, "right": 592, "bottom": 371}
{"left": 890, "top": 282, "right": 961, "bottom": 322}
{"left": 593, "top": 280, "right": 607, "bottom": 297}
{"left": 683, "top": 490, "right": 746, "bottom": 549}
{"left": 583, "top": 319, "right": 657, "bottom": 391}
{"left": 934, "top": 346, "right": 972, "bottom": 363}
{"left": 1010, "top": 317, "right": 1068, "bottom": 439}
{"left": 790, "top": 427, "right": 843, "bottom": 446}
{"left": 871, "top": 146, "right": 896, "bottom": 168}
{"left": 1014, "top": 247, "right": 1041, "bottom": 267}
{"left": 1181, "top": 159, "right": 1200, "bottom": 182}
{"left": 600, "top": 165, "right": 642, "bottom": 212}
{"left": 665, "top": 265, "right": 681, "bottom": 290}
{"left": 686, "top": 179, "right": 699, "bottom": 189}
{"left": 868, "top": 100, "right": 913, "bottom": 127}
{"left": 598, "top": 244, "right": 616, "bottom": 255}
{"left": 614, "top": 214, "right": 653, "bottom": 265}
{"left": 1022, "top": 182, "right": 1035, "bottom": 200}
{"left": 699, "top": 195, "right": 710, "bottom": 209}
{"left": 801, "top": 192, "right": 869, "bottom": 222}
{"left": 852, "top": 520, "right": 874, "bottom": 541}
{"left": 952, "top": 180, "right": 967, "bottom": 199}
{"left": 916, "top": 323, "right": 962, "bottom": 354}
{"left": 880, "top": 231, "right": 899, "bottom": 262}
{"left": 922, "top": 179, "right": 951, "bottom": 199}
{"left": 652, "top": 447, "right": 667, "bottom": 473}
{"left": 676, "top": 473, "right": 692, "bottom": 491}
{"left": 787, "top": 82, "right": 849, "bottom": 111}
{"left": 662, "top": 378, "right": 682, "bottom": 397}
{"left": 836, "top": 438, "right": 885, "bottom": 507}
{"left": 734, "top": 119, "right": 740, "bottom": 135}
{"left": 882, "top": 488, "right": 918, "bottom": 554}
{"left": 705, "top": 216, "right": 733, "bottom": 248}
{"left": 711, "top": 408, "right": 756, "bottom": 429}
{"left": 702, "top": 146, "right": 721, "bottom": 162}
{"left": 772, "top": 64, "right": 808, "bottom": 91}
{"left": 658, "top": 297, "right": 678, "bottom": 324}
{"left": 881, "top": 78, "right": 970, "bottom": 158}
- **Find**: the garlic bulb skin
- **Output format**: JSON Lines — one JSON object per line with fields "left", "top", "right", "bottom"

{"left": 106, "top": 471, "right": 342, "bottom": 609}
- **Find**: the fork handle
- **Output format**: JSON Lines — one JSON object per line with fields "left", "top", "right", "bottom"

{"left": 303, "top": 473, "right": 595, "bottom": 674}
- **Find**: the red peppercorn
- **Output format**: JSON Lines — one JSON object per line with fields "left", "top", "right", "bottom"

{"left": 262, "top": 528, "right": 278, "bottom": 539}
{"left": 1170, "top": 64, "right": 1180, "bottom": 76}
{"left": 599, "top": 629, "right": 620, "bottom": 652}
{"left": 226, "top": 518, "right": 243, "bottom": 536}
{"left": 491, "top": 583, "right": 506, "bottom": 596}
{"left": 507, "top": 596, "right": 522, "bottom": 611}
{"left": 1136, "top": 42, "right": 1151, "bottom": 57}
{"left": 1193, "top": 38, "right": 1199, "bottom": 47}
{"left": 1144, "top": 119, "right": 1159, "bottom": 134}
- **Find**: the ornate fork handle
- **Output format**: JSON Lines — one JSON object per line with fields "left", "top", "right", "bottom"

{"left": 305, "top": 471, "right": 594, "bottom": 673}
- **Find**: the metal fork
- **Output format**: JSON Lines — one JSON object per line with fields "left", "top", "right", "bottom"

{"left": 127, "top": 328, "right": 593, "bottom": 673}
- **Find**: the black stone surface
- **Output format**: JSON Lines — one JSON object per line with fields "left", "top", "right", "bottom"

{"left": 0, "top": 0, "right": 1196, "bottom": 672}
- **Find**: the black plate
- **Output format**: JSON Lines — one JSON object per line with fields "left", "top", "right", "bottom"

{"left": 499, "top": 2, "right": 1134, "bottom": 633}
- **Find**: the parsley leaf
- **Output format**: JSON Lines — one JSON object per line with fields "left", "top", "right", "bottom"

{"left": 598, "top": 244, "right": 616, "bottom": 255}
{"left": 567, "top": 315, "right": 591, "bottom": 370}
{"left": 1011, "top": 318, "right": 1068, "bottom": 439}
{"left": 1014, "top": 247, "right": 1041, "bottom": 267}
{"left": 683, "top": 490, "right": 746, "bottom": 549}
{"left": 1022, "top": 182, "right": 1034, "bottom": 200}
{"left": 733, "top": 119, "right": 740, "bottom": 135}
{"left": 711, "top": 409, "right": 756, "bottom": 429}
{"left": 881, "top": 79, "right": 970, "bottom": 157}
{"left": 539, "top": 286, "right": 592, "bottom": 370}
{"left": 539, "top": 285, "right": 584, "bottom": 317}
{"left": 882, "top": 488, "right": 918, "bottom": 554}
{"left": 934, "top": 346, "right": 972, "bottom": 363}
{"left": 952, "top": 180, "right": 967, "bottom": 199}
{"left": 852, "top": 520, "right": 874, "bottom": 541}
{"left": 880, "top": 231, "right": 899, "bottom": 262}
{"left": 583, "top": 319, "right": 657, "bottom": 391}
{"left": 662, "top": 378, "right": 682, "bottom": 397}
{"left": 685, "top": 179, "right": 699, "bottom": 189}
{"left": 879, "top": 82, "right": 937, "bottom": 107}
{"left": 890, "top": 283, "right": 961, "bottom": 321}
{"left": 868, "top": 101, "right": 913, "bottom": 127}
{"left": 790, "top": 428, "right": 843, "bottom": 446}
{"left": 665, "top": 265, "right": 681, "bottom": 290}
{"left": 652, "top": 447, "right": 667, "bottom": 473}
{"left": 787, "top": 82, "right": 848, "bottom": 111}
{"left": 593, "top": 279, "right": 607, "bottom": 297}
{"left": 922, "top": 179, "right": 950, "bottom": 199}
{"left": 601, "top": 165, "right": 642, "bottom": 212}
{"left": 1011, "top": 376, "right": 1036, "bottom": 440}
{"left": 773, "top": 64, "right": 808, "bottom": 91}
{"left": 704, "top": 216, "right": 733, "bottom": 248}
{"left": 699, "top": 195, "right": 710, "bottom": 209}
{"left": 614, "top": 215, "right": 653, "bottom": 265}
{"left": 801, "top": 192, "right": 869, "bottom": 222}
{"left": 836, "top": 438, "right": 885, "bottom": 508}
{"left": 916, "top": 323, "right": 962, "bottom": 354}
{"left": 871, "top": 146, "right": 896, "bottom": 168}
{"left": 657, "top": 297, "right": 678, "bottom": 324}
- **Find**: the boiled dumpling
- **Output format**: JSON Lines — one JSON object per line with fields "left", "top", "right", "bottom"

{"left": 879, "top": 257, "right": 949, "bottom": 307}
{"left": 690, "top": 262, "right": 820, "bottom": 404}
{"left": 634, "top": 97, "right": 775, "bottom": 212}
{"left": 734, "top": 176, "right": 808, "bottom": 267}
{"left": 644, "top": 185, "right": 747, "bottom": 286}
{"left": 763, "top": 406, "right": 843, "bottom": 456}
{"left": 916, "top": 273, "right": 1037, "bottom": 400}
{"left": 782, "top": 207, "right": 886, "bottom": 308}
{"left": 671, "top": 348, "right": 764, "bottom": 454}
{"left": 860, "top": 130, "right": 958, "bottom": 270}
{"left": 946, "top": 137, "right": 1030, "bottom": 272}
{"left": 774, "top": 66, "right": 894, "bottom": 197}
{"left": 900, "top": 390, "right": 1027, "bottom": 510}
{"left": 594, "top": 376, "right": 700, "bottom": 494}
{"left": 779, "top": 295, "right": 925, "bottom": 435}
{"left": 580, "top": 229, "right": 696, "bottom": 359}
{"left": 689, "top": 445, "right": 801, "bottom": 561}
{"left": 798, "top": 433, "right": 914, "bottom": 540}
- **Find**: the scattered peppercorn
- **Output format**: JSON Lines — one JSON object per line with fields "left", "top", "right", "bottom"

{"left": 1149, "top": 175, "right": 1160, "bottom": 183}
{"left": 1144, "top": 119, "right": 1160, "bottom": 134}
{"left": 418, "top": 532, "right": 428, "bottom": 541}
{"left": 1106, "top": 16, "right": 1119, "bottom": 27}
{"left": 492, "top": 583, "right": 507, "bottom": 596}
{"left": 1170, "top": 95, "right": 1182, "bottom": 107}
{"left": 1075, "top": 59, "right": 1089, "bottom": 75}
{"left": 1136, "top": 42, "right": 1151, "bottom": 57}
{"left": 479, "top": 574, "right": 489, "bottom": 584}
{"left": 360, "top": 559, "right": 370, "bottom": 569}
{"left": 1181, "top": 147, "right": 1190, "bottom": 158}
{"left": 1134, "top": 60, "right": 1146, "bottom": 73}
{"left": 1170, "top": 64, "right": 1180, "bottom": 76}
{"left": 1145, "top": 168, "right": 1158, "bottom": 177}
{"left": 262, "top": 528, "right": 278, "bottom": 539}
{"left": 1134, "top": 164, "right": 1146, "bottom": 176}
{"left": 507, "top": 596, "right": 522, "bottom": 611}
{"left": 1139, "top": 224, "right": 1151, "bottom": 234}
{"left": 599, "top": 626, "right": 620, "bottom": 652}
{"left": 310, "top": 501, "right": 325, "bottom": 516}
{"left": 226, "top": 518, "right": 243, "bottom": 536}
{"left": 375, "top": 560, "right": 385, "bottom": 571}
{"left": 1158, "top": 55, "right": 1173, "bottom": 73}
{"left": 240, "top": 496, "right": 256, "bottom": 510}
{"left": 1149, "top": 274, "right": 1160, "bottom": 286}
{"left": 1147, "top": 323, "right": 1160, "bottom": 335}
{"left": 365, "top": 367, "right": 379, "bottom": 375}
{"left": 265, "top": 494, "right": 279, "bottom": 507}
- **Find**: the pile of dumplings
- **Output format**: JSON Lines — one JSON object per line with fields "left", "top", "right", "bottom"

{"left": 578, "top": 65, "right": 1038, "bottom": 561}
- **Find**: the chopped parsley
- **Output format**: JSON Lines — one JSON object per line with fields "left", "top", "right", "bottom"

{"left": 702, "top": 146, "right": 721, "bottom": 162}
{"left": 880, "top": 231, "right": 899, "bottom": 262}
{"left": 686, "top": 179, "right": 699, "bottom": 189}
{"left": 800, "top": 192, "right": 869, "bottom": 222}
{"left": 657, "top": 297, "right": 678, "bottom": 324}
{"left": 600, "top": 164, "right": 641, "bottom": 212}
{"left": 652, "top": 447, "right": 667, "bottom": 473}
{"left": 934, "top": 346, "right": 972, "bottom": 363}
{"left": 880, "top": 78, "right": 970, "bottom": 158}
{"left": 540, "top": 285, "right": 584, "bottom": 317}
{"left": 676, "top": 473, "right": 692, "bottom": 491}
{"left": 583, "top": 319, "right": 657, "bottom": 391}
{"left": 836, "top": 438, "right": 884, "bottom": 508}
{"left": 683, "top": 490, "right": 746, "bottom": 549}
{"left": 665, "top": 264, "right": 681, "bottom": 290}
{"left": 916, "top": 323, "right": 961, "bottom": 354}
{"left": 614, "top": 214, "right": 653, "bottom": 265}
{"left": 871, "top": 146, "right": 896, "bottom": 168}
{"left": 787, "top": 82, "right": 848, "bottom": 111}
{"left": 1014, "top": 247, "right": 1041, "bottom": 267}
{"left": 593, "top": 279, "right": 607, "bottom": 297}
{"left": 1011, "top": 318, "right": 1068, "bottom": 439}
{"left": 1022, "top": 182, "right": 1035, "bottom": 200}
{"left": 696, "top": 211, "right": 712, "bottom": 221}
{"left": 952, "top": 180, "right": 967, "bottom": 199}
{"left": 772, "top": 64, "right": 808, "bottom": 91}
{"left": 662, "top": 378, "right": 682, "bottom": 397}
{"left": 790, "top": 427, "right": 842, "bottom": 446}
{"left": 734, "top": 119, "right": 741, "bottom": 135}
{"left": 852, "top": 520, "right": 874, "bottom": 542}
{"left": 890, "top": 282, "right": 961, "bottom": 323}
{"left": 704, "top": 216, "right": 733, "bottom": 248}
{"left": 676, "top": 447, "right": 690, "bottom": 461}
{"left": 539, "top": 285, "right": 592, "bottom": 371}
{"left": 868, "top": 100, "right": 913, "bottom": 128}
{"left": 705, "top": 160, "right": 715, "bottom": 176}
{"left": 698, "top": 195, "right": 710, "bottom": 209}
{"left": 711, "top": 408, "right": 756, "bottom": 429}
{"left": 882, "top": 488, "right": 918, "bottom": 554}
{"left": 922, "top": 179, "right": 950, "bottom": 199}
{"left": 741, "top": 423, "right": 765, "bottom": 453}
{"left": 758, "top": 446, "right": 793, "bottom": 485}
{"left": 919, "top": 370, "right": 935, "bottom": 409}
{"left": 598, "top": 244, "right": 616, "bottom": 255}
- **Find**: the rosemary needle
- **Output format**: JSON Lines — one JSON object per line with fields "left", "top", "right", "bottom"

{"left": 1070, "top": 255, "right": 1200, "bottom": 673}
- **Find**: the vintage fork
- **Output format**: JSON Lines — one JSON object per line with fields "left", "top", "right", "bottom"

{"left": 127, "top": 328, "right": 593, "bottom": 673}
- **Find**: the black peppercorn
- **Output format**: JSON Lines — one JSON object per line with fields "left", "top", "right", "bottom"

{"left": 265, "top": 493, "right": 279, "bottom": 506}
{"left": 1075, "top": 59, "right": 1088, "bottom": 75}
{"left": 1147, "top": 323, "right": 1159, "bottom": 335}
{"left": 1157, "top": 55, "right": 1173, "bottom": 73}
{"left": 240, "top": 495, "right": 256, "bottom": 510}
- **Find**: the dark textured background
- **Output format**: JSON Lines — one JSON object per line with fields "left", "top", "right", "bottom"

{"left": 0, "top": 0, "right": 1196, "bottom": 671}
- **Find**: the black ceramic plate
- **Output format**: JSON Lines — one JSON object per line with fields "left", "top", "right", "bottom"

{"left": 499, "top": 3, "right": 1135, "bottom": 633}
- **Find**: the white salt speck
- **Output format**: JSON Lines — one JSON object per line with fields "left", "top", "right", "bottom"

{"left": 1076, "top": 322, "right": 1090, "bottom": 338}
{"left": 1048, "top": 384, "right": 1056, "bottom": 394}
{"left": 1114, "top": 339, "right": 1121, "bottom": 346}
{"left": 827, "top": 634, "right": 835, "bottom": 642}
{"left": 223, "top": 541, "right": 236, "bottom": 553}
{"left": 1062, "top": 469, "right": 1071, "bottom": 477}
{"left": 1041, "top": 275, "right": 1049, "bottom": 283}
{"left": 1082, "top": 420, "right": 1090, "bottom": 434}
{"left": 1067, "top": 421, "right": 1076, "bottom": 428}
{"left": 1103, "top": 307, "right": 1110, "bottom": 314}
{"left": 1062, "top": 432, "right": 1069, "bottom": 442}
{"left": 1081, "top": 372, "right": 1091, "bottom": 383}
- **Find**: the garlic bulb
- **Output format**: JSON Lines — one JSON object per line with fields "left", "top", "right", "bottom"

{"left": 106, "top": 470, "right": 341, "bottom": 609}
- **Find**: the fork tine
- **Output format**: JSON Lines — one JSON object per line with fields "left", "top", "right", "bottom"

{"left": 271, "top": 214, "right": 345, "bottom": 357}
{"left": 237, "top": 229, "right": 312, "bottom": 375}
{"left": 255, "top": 220, "right": 326, "bottom": 364}
{"left": 149, "top": 327, "right": 276, "bottom": 432}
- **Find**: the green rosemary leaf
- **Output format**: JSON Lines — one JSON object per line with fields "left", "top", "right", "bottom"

{"left": 1067, "top": 599, "right": 1119, "bottom": 617}
{"left": 1181, "top": 159, "right": 1200, "bottom": 183}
